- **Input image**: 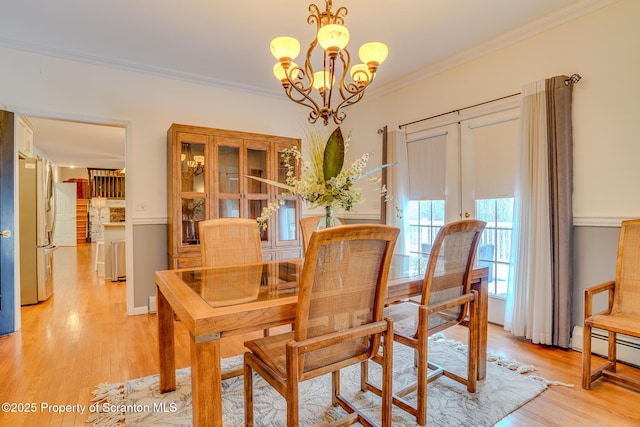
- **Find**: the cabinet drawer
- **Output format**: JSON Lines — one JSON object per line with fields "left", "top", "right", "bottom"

{"left": 176, "top": 256, "right": 202, "bottom": 269}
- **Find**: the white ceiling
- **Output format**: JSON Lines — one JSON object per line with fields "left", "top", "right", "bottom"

{"left": 0, "top": 0, "right": 610, "bottom": 169}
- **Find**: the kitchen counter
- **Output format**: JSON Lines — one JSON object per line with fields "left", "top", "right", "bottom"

{"left": 103, "top": 222, "right": 125, "bottom": 281}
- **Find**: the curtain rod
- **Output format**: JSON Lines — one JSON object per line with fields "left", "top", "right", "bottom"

{"left": 399, "top": 74, "right": 582, "bottom": 129}
{"left": 399, "top": 93, "right": 518, "bottom": 129}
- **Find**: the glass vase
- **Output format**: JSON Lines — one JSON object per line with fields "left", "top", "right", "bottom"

{"left": 316, "top": 206, "right": 341, "bottom": 230}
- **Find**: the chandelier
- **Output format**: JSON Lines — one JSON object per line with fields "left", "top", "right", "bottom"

{"left": 270, "top": 0, "right": 388, "bottom": 125}
{"left": 181, "top": 143, "right": 205, "bottom": 177}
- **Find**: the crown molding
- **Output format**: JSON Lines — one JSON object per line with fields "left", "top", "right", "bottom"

{"left": 0, "top": 37, "right": 282, "bottom": 98}
{"left": 370, "top": 0, "right": 619, "bottom": 98}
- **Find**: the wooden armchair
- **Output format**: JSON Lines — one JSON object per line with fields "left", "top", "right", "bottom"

{"left": 363, "top": 219, "right": 486, "bottom": 425}
{"left": 583, "top": 218, "right": 640, "bottom": 390}
{"left": 244, "top": 224, "right": 400, "bottom": 427}
{"left": 299, "top": 215, "right": 345, "bottom": 255}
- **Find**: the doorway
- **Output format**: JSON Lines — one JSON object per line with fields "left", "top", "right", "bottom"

{"left": 14, "top": 112, "right": 129, "bottom": 323}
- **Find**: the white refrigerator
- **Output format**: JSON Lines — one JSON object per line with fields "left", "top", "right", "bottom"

{"left": 19, "top": 157, "right": 57, "bottom": 305}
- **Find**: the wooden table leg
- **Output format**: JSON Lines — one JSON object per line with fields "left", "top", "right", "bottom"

{"left": 157, "top": 286, "right": 176, "bottom": 393}
{"left": 472, "top": 278, "right": 488, "bottom": 380}
{"left": 191, "top": 332, "right": 222, "bottom": 427}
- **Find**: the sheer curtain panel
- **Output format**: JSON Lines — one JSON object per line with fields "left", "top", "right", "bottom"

{"left": 506, "top": 76, "right": 574, "bottom": 348}
{"left": 505, "top": 79, "right": 553, "bottom": 345}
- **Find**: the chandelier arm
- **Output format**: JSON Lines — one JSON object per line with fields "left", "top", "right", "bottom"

{"left": 333, "top": 87, "right": 368, "bottom": 125}
{"left": 281, "top": 69, "right": 323, "bottom": 124}
{"left": 333, "top": 5, "right": 347, "bottom": 24}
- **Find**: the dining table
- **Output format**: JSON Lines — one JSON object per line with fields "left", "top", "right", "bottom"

{"left": 155, "top": 254, "right": 489, "bottom": 427}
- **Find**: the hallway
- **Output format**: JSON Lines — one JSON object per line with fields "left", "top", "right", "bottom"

{"left": 0, "top": 244, "right": 182, "bottom": 425}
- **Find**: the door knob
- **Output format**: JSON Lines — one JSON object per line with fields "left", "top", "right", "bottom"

{"left": 1, "top": 229, "right": 11, "bottom": 238}
{"left": 464, "top": 212, "right": 471, "bottom": 218}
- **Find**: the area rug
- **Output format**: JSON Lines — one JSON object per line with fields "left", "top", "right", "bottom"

{"left": 88, "top": 335, "right": 560, "bottom": 426}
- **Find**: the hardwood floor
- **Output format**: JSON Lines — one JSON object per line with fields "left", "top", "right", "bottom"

{"left": 1, "top": 244, "right": 639, "bottom": 426}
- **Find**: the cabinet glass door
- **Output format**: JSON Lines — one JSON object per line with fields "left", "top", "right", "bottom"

{"left": 246, "top": 142, "right": 269, "bottom": 241}
{"left": 181, "top": 198, "right": 205, "bottom": 245}
{"left": 275, "top": 143, "right": 299, "bottom": 244}
{"left": 178, "top": 132, "right": 208, "bottom": 250}
{"left": 217, "top": 141, "right": 240, "bottom": 218}
{"left": 181, "top": 141, "right": 206, "bottom": 193}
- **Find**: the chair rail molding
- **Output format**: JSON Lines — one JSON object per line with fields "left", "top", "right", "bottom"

{"left": 573, "top": 216, "right": 635, "bottom": 227}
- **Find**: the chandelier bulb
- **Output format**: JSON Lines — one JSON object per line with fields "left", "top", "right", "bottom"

{"left": 270, "top": 36, "right": 301, "bottom": 62}
{"left": 317, "top": 24, "right": 350, "bottom": 52}
{"left": 273, "top": 62, "right": 300, "bottom": 83}
{"left": 359, "top": 42, "right": 388, "bottom": 66}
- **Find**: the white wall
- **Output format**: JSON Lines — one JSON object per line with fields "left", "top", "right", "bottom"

{"left": 347, "top": 0, "right": 640, "bottom": 221}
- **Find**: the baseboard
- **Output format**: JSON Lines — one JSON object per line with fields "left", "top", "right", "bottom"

{"left": 132, "top": 305, "right": 151, "bottom": 315}
{"left": 148, "top": 296, "right": 157, "bottom": 314}
{"left": 572, "top": 325, "right": 640, "bottom": 368}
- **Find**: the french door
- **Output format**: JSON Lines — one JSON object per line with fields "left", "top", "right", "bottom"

{"left": 404, "top": 106, "right": 520, "bottom": 324}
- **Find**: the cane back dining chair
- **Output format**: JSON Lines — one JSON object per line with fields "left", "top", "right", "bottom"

{"left": 583, "top": 218, "right": 640, "bottom": 390}
{"left": 244, "top": 224, "right": 400, "bottom": 427}
{"left": 363, "top": 219, "right": 486, "bottom": 425}
{"left": 198, "top": 218, "right": 272, "bottom": 358}
{"left": 299, "top": 215, "right": 346, "bottom": 256}
{"left": 198, "top": 218, "right": 262, "bottom": 267}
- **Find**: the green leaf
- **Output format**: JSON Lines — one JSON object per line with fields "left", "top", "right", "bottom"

{"left": 322, "top": 127, "right": 345, "bottom": 181}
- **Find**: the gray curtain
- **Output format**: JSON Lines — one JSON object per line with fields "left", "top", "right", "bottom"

{"left": 546, "top": 76, "right": 573, "bottom": 348}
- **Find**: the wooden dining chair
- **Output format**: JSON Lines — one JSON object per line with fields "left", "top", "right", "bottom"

{"left": 363, "top": 219, "right": 486, "bottom": 426}
{"left": 244, "top": 224, "right": 400, "bottom": 427}
{"left": 583, "top": 218, "right": 640, "bottom": 390}
{"left": 198, "top": 218, "right": 262, "bottom": 267}
{"left": 198, "top": 217, "right": 272, "bottom": 345}
{"left": 299, "top": 215, "right": 345, "bottom": 255}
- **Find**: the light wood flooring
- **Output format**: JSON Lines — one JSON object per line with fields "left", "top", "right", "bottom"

{"left": 1, "top": 243, "right": 639, "bottom": 426}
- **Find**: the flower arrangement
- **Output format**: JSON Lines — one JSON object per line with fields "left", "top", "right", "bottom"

{"left": 250, "top": 126, "right": 399, "bottom": 230}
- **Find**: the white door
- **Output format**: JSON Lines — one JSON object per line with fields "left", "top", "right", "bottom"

{"left": 53, "top": 183, "right": 77, "bottom": 247}
{"left": 460, "top": 108, "right": 520, "bottom": 325}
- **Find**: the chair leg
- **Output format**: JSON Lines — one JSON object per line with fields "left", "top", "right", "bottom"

{"left": 415, "top": 339, "right": 427, "bottom": 425}
{"left": 332, "top": 370, "right": 341, "bottom": 407}
{"left": 381, "top": 320, "right": 394, "bottom": 427}
{"left": 244, "top": 357, "right": 254, "bottom": 426}
{"left": 582, "top": 323, "right": 592, "bottom": 389}
{"left": 608, "top": 331, "right": 617, "bottom": 372}
{"left": 286, "top": 346, "right": 299, "bottom": 427}
{"left": 360, "top": 360, "right": 368, "bottom": 392}
{"left": 466, "top": 298, "right": 478, "bottom": 393}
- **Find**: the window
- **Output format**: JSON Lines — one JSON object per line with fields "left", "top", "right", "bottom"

{"left": 475, "top": 198, "right": 514, "bottom": 297}
{"left": 407, "top": 200, "right": 445, "bottom": 256}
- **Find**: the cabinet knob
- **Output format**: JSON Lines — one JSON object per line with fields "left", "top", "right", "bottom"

{"left": 1, "top": 229, "right": 11, "bottom": 238}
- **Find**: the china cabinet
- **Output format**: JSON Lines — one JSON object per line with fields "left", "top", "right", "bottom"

{"left": 167, "top": 124, "right": 302, "bottom": 268}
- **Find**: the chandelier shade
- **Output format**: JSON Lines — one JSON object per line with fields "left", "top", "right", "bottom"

{"left": 317, "top": 24, "right": 349, "bottom": 53}
{"left": 359, "top": 42, "right": 389, "bottom": 67}
{"left": 270, "top": 37, "right": 300, "bottom": 62}
{"left": 270, "top": 0, "right": 388, "bottom": 125}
